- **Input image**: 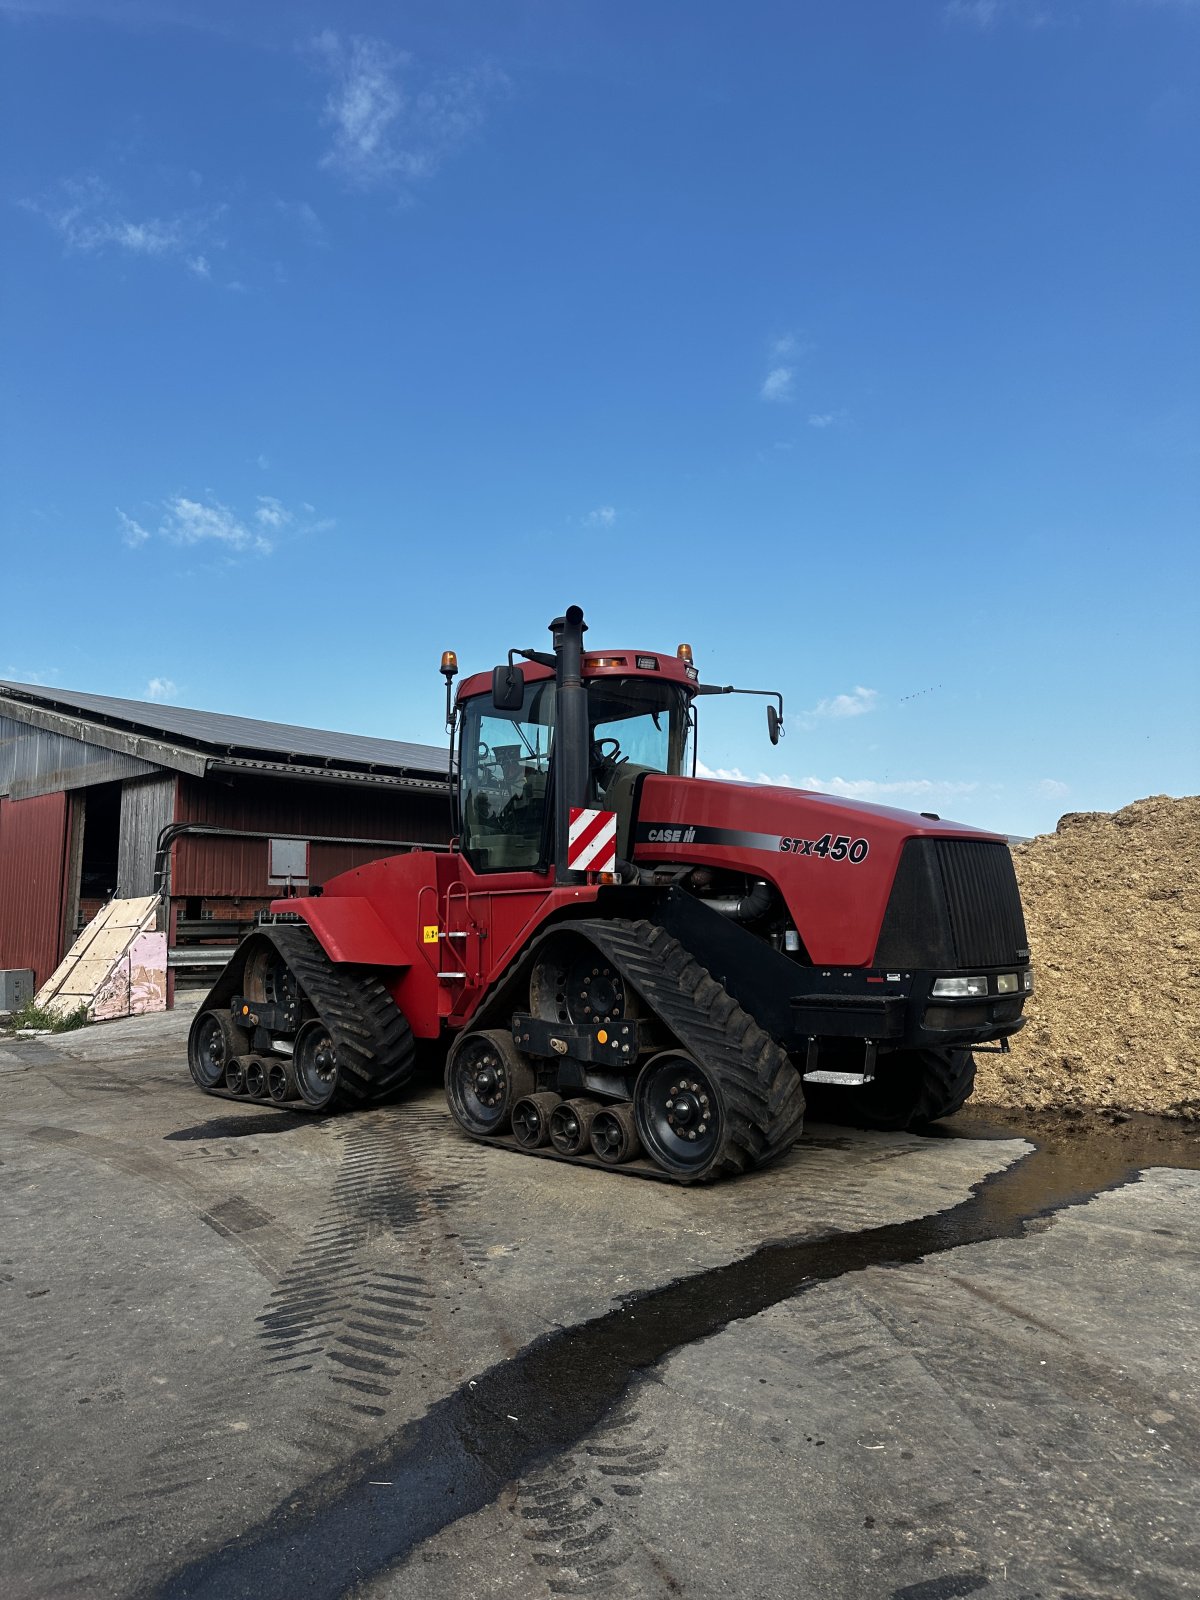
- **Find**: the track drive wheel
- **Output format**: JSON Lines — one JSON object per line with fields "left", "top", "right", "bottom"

{"left": 445, "top": 1029, "right": 536, "bottom": 1137}
{"left": 188, "top": 1009, "right": 249, "bottom": 1090}
{"left": 294, "top": 1019, "right": 340, "bottom": 1110}
{"left": 634, "top": 1051, "right": 726, "bottom": 1181}
{"left": 806, "top": 1048, "right": 977, "bottom": 1132}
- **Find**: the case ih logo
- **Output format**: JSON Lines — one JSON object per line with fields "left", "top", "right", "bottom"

{"left": 567, "top": 808, "right": 618, "bottom": 872}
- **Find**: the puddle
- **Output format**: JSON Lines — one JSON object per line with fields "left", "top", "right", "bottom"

{"left": 153, "top": 1115, "right": 1200, "bottom": 1600}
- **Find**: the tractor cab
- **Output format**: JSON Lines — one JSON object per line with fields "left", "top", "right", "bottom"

{"left": 451, "top": 627, "right": 697, "bottom": 876}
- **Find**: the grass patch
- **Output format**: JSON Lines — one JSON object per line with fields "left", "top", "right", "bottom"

{"left": 3, "top": 999, "right": 90, "bottom": 1033}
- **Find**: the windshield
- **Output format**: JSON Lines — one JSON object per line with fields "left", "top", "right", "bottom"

{"left": 588, "top": 679, "right": 692, "bottom": 802}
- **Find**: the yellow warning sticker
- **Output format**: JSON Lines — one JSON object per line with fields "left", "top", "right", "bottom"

{"left": 422, "top": 925, "right": 440, "bottom": 945}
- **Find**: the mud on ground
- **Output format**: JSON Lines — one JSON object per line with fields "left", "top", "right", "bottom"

{"left": 975, "top": 794, "right": 1200, "bottom": 1119}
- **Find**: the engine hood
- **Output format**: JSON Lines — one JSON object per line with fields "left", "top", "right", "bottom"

{"left": 631, "top": 775, "right": 1007, "bottom": 967}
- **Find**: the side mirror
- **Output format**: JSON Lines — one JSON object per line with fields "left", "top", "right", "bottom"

{"left": 491, "top": 665, "right": 524, "bottom": 711}
{"left": 767, "top": 704, "right": 781, "bottom": 746}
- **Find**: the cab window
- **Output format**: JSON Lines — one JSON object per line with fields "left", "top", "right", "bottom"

{"left": 460, "top": 679, "right": 555, "bottom": 872}
{"left": 588, "top": 679, "right": 692, "bottom": 856}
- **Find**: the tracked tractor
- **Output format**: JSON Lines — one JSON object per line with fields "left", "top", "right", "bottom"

{"left": 188, "top": 607, "right": 1032, "bottom": 1182}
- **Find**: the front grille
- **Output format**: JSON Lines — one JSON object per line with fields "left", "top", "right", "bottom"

{"left": 874, "top": 838, "right": 1028, "bottom": 970}
{"left": 934, "top": 840, "right": 1027, "bottom": 968}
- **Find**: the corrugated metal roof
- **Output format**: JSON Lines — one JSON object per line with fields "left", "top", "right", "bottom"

{"left": 0, "top": 681, "right": 449, "bottom": 778}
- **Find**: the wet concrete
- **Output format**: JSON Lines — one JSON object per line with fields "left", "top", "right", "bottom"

{"left": 153, "top": 1115, "right": 1200, "bottom": 1600}
{"left": 1, "top": 1009, "right": 1197, "bottom": 1600}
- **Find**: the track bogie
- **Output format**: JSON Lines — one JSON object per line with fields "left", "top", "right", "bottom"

{"left": 442, "top": 916, "right": 806, "bottom": 1184}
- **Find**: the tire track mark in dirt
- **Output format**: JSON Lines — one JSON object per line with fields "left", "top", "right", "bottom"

{"left": 154, "top": 1124, "right": 1196, "bottom": 1600}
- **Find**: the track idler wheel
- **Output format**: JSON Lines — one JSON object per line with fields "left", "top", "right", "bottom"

{"left": 511, "top": 1092, "right": 562, "bottom": 1149}
{"left": 445, "top": 1029, "right": 536, "bottom": 1137}
{"left": 293, "top": 1019, "right": 340, "bottom": 1110}
{"left": 188, "top": 1009, "right": 249, "bottom": 1090}
{"left": 224, "top": 1058, "right": 247, "bottom": 1096}
{"left": 549, "top": 1097, "right": 600, "bottom": 1157}
{"left": 267, "top": 1057, "right": 299, "bottom": 1103}
{"left": 589, "top": 1103, "right": 641, "bottom": 1166}
{"left": 634, "top": 1051, "right": 725, "bottom": 1180}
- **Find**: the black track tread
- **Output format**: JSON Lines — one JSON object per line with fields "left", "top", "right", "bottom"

{"left": 267, "top": 925, "right": 416, "bottom": 1107}
{"left": 907, "top": 1048, "right": 976, "bottom": 1126}
{"left": 469, "top": 916, "right": 806, "bottom": 1183}
{"left": 192, "top": 925, "right": 416, "bottom": 1108}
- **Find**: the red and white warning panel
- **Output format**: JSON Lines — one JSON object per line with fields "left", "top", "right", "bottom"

{"left": 567, "top": 807, "right": 618, "bottom": 873}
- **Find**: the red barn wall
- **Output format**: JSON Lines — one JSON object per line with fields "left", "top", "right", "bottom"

{"left": 171, "top": 774, "right": 450, "bottom": 900}
{"left": 0, "top": 791, "right": 70, "bottom": 988}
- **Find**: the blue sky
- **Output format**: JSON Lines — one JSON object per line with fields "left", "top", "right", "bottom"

{"left": 2, "top": 0, "right": 1197, "bottom": 838}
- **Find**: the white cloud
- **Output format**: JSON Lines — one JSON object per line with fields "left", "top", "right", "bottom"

{"left": 273, "top": 198, "right": 325, "bottom": 242}
{"left": 944, "top": 0, "right": 1000, "bottom": 23}
{"left": 761, "top": 366, "right": 794, "bottom": 403}
{"left": 118, "top": 492, "right": 333, "bottom": 556}
{"left": 164, "top": 495, "right": 269, "bottom": 552}
{"left": 796, "top": 775, "right": 979, "bottom": 802}
{"left": 1037, "top": 777, "right": 1069, "bottom": 798}
{"left": 811, "top": 686, "right": 879, "bottom": 719}
{"left": 22, "top": 176, "right": 219, "bottom": 271}
{"left": 310, "top": 32, "right": 507, "bottom": 190}
{"left": 695, "top": 761, "right": 979, "bottom": 803}
{"left": 585, "top": 505, "right": 617, "bottom": 527}
{"left": 255, "top": 495, "right": 291, "bottom": 530}
{"left": 807, "top": 409, "right": 848, "bottom": 429}
{"left": 117, "top": 508, "right": 151, "bottom": 547}
{"left": 145, "top": 677, "right": 178, "bottom": 703}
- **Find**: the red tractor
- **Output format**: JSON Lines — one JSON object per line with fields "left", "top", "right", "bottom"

{"left": 188, "top": 607, "right": 1032, "bottom": 1182}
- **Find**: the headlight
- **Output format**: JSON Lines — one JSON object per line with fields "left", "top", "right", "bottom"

{"left": 1023, "top": 968, "right": 1034, "bottom": 993}
{"left": 996, "top": 974, "right": 1018, "bottom": 994}
{"left": 932, "top": 976, "right": 988, "bottom": 998}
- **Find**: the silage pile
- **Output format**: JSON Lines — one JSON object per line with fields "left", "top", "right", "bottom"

{"left": 974, "top": 795, "right": 1200, "bottom": 1118}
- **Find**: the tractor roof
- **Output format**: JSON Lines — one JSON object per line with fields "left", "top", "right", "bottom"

{"left": 457, "top": 650, "right": 698, "bottom": 704}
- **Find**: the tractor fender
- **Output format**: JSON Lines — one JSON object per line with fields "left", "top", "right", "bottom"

{"left": 277, "top": 897, "right": 413, "bottom": 968}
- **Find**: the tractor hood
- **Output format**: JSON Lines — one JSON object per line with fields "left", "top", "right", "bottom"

{"left": 631, "top": 774, "right": 1008, "bottom": 967}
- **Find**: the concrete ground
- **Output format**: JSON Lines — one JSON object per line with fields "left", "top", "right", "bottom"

{"left": 1, "top": 1003, "right": 1196, "bottom": 1600}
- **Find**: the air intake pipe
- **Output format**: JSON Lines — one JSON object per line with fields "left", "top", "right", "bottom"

{"left": 702, "top": 879, "right": 774, "bottom": 921}
{"left": 552, "top": 605, "right": 589, "bottom": 883}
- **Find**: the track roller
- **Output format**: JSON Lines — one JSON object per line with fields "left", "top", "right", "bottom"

{"left": 293, "top": 1019, "right": 340, "bottom": 1110}
{"left": 266, "top": 1057, "right": 299, "bottom": 1104}
{"left": 188, "top": 1009, "right": 249, "bottom": 1090}
{"left": 511, "top": 1092, "right": 562, "bottom": 1149}
{"left": 224, "top": 1058, "right": 247, "bottom": 1096}
{"left": 243, "top": 1056, "right": 270, "bottom": 1100}
{"left": 589, "top": 1103, "right": 641, "bottom": 1166}
{"left": 445, "top": 1029, "right": 536, "bottom": 1136}
{"left": 548, "top": 1097, "right": 600, "bottom": 1157}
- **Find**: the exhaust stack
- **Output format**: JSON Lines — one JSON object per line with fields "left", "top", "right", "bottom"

{"left": 551, "top": 605, "right": 588, "bottom": 882}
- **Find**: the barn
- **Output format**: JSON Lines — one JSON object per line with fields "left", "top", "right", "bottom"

{"left": 0, "top": 681, "right": 451, "bottom": 994}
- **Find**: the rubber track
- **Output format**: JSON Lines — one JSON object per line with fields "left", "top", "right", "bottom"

{"left": 193, "top": 925, "right": 415, "bottom": 1109}
{"left": 266, "top": 925, "right": 416, "bottom": 1107}
{"left": 909, "top": 1048, "right": 977, "bottom": 1127}
{"left": 469, "top": 916, "right": 806, "bottom": 1182}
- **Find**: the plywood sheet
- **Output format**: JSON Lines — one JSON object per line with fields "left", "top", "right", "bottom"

{"left": 37, "top": 895, "right": 163, "bottom": 1019}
